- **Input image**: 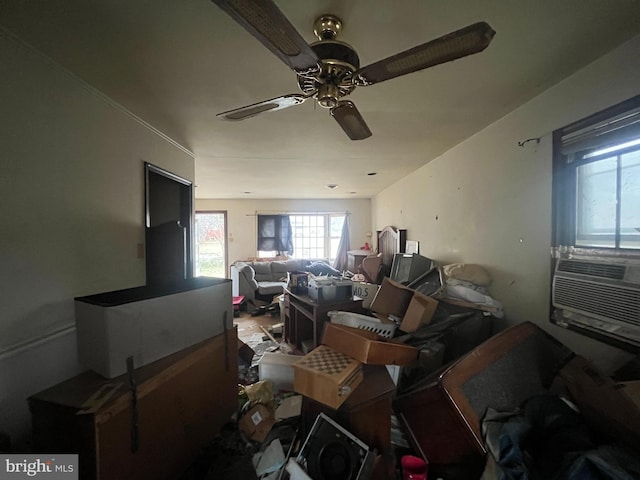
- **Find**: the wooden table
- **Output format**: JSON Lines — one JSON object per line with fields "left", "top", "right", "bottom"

{"left": 283, "top": 287, "right": 364, "bottom": 349}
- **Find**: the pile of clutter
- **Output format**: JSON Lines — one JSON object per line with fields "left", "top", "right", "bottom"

{"left": 436, "top": 263, "right": 503, "bottom": 318}
{"left": 231, "top": 259, "right": 505, "bottom": 479}
{"left": 235, "top": 314, "right": 421, "bottom": 479}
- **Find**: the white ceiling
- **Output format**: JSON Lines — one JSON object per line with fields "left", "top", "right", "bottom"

{"left": 2, "top": 1, "right": 640, "bottom": 199}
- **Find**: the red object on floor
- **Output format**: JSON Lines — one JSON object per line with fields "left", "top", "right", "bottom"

{"left": 401, "top": 455, "right": 428, "bottom": 480}
{"left": 232, "top": 296, "right": 245, "bottom": 310}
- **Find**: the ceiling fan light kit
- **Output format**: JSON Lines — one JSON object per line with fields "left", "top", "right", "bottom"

{"left": 212, "top": 0, "right": 495, "bottom": 140}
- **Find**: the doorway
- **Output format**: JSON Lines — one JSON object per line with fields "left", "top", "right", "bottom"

{"left": 195, "top": 211, "right": 227, "bottom": 278}
{"left": 144, "top": 162, "right": 193, "bottom": 284}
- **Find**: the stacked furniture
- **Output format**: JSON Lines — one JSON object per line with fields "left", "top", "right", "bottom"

{"left": 29, "top": 277, "right": 237, "bottom": 480}
{"left": 29, "top": 330, "right": 238, "bottom": 480}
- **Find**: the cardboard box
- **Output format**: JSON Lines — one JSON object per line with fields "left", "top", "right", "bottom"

{"left": 370, "top": 278, "right": 414, "bottom": 319}
{"left": 348, "top": 281, "right": 381, "bottom": 309}
{"left": 369, "top": 277, "right": 438, "bottom": 333}
{"left": 293, "top": 345, "right": 363, "bottom": 409}
{"left": 239, "top": 404, "right": 276, "bottom": 443}
{"left": 322, "top": 323, "right": 418, "bottom": 366}
{"left": 559, "top": 355, "right": 640, "bottom": 450}
{"left": 258, "top": 352, "right": 299, "bottom": 390}
{"left": 400, "top": 292, "right": 439, "bottom": 332}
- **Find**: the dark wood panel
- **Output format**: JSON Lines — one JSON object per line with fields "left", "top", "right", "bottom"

{"left": 29, "top": 329, "right": 238, "bottom": 480}
{"left": 301, "top": 365, "right": 395, "bottom": 455}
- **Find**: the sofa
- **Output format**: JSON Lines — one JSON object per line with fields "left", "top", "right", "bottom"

{"left": 231, "top": 259, "right": 338, "bottom": 303}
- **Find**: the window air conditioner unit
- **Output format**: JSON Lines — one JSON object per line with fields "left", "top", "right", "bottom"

{"left": 552, "top": 256, "right": 640, "bottom": 348}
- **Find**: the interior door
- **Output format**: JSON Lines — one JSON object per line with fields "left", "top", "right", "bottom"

{"left": 145, "top": 163, "right": 193, "bottom": 284}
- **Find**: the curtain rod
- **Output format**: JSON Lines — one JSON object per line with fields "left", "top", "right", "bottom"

{"left": 246, "top": 210, "right": 351, "bottom": 216}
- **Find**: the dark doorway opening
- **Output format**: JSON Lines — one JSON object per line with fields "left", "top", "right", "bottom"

{"left": 144, "top": 163, "right": 193, "bottom": 284}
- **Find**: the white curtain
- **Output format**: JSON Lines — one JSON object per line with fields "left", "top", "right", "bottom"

{"left": 333, "top": 214, "right": 350, "bottom": 271}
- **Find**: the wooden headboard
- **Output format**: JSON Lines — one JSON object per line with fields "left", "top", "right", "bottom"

{"left": 376, "top": 226, "right": 407, "bottom": 269}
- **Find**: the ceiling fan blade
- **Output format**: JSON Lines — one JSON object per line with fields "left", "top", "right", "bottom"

{"left": 354, "top": 21, "right": 496, "bottom": 86}
{"left": 218, "top": 93, "right": 310, "bottom": 121}
{"left": 212, "top": 0, "right": 320, "bottom": 75}
{"left": 331, "top": 101, "right": 372, "bottom": 140}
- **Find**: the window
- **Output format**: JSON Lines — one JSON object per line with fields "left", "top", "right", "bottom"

{"left": 553, "top": 95, "right": 640, "bottom": 250}
{"left": 291, "top": 214, "right": 345, "bottom": 260}
{"left": 195, "top": 211, "right": 227, "bottom": 277}
{"left": 258, "top": 213, "right": 345, "bottom": 260}
{"left": 550, "top": 96, "right": 640, "bottom": 351}
{"left": 575, "top": 142, "right": 640, "bottom": 249}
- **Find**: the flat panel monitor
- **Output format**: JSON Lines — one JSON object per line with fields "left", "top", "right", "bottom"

{"left": 390, "top": 253, "right": 433, "bottom": 285}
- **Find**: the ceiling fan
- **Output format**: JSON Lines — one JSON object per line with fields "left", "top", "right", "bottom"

{"left": 212, "top": 0, "right": 496, "bottom": 140}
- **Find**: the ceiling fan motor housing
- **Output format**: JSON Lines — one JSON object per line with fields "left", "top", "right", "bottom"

{"left": 298, "top": 40, "right": 360, "bottom": 104}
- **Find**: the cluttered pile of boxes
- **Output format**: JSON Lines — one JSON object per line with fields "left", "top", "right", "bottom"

{"left": 236, "top": 274, "right": 452, "bottom": 480}
{"left": 235, "top": 257, "right": 640, "bottom": 480}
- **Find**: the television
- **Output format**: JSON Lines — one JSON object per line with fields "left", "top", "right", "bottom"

{"left": 390, "top": 253, "right": 434, "bottom": 285}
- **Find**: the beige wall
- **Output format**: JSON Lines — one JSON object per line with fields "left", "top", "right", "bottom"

{"left": 195, "top": 198, "right": 372, "bottom": 268}
{"left": 0, "top": 30, "right": 194, "bottom": 445}
{"left": 373, "top": 34, "right": 640, "bottom": 373}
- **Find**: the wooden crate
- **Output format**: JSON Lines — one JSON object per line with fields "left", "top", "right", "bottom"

{"left": 293, "top": 345, "right": 363, "bottom": 409}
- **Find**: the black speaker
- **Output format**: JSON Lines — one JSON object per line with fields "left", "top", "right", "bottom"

{"left": 296, "top": 413, "right": 376, "bottom": 480}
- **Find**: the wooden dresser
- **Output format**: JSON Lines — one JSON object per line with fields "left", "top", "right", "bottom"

{"left": 29, "top": 328, "right": 238, "bottom": 480}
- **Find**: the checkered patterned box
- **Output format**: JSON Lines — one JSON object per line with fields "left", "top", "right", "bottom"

{"left": 293, "top": 345, "right": 363, "bottom": 409}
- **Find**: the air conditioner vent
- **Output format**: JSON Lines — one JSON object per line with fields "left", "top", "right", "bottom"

{"left": 557, "top": 260, "right": 625, "bottom": 280}
{"left": 553, "top": 276, "right": 640, "bottom": 327}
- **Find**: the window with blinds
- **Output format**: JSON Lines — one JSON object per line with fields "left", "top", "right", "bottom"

{"left": 551, "top": 96, "right": 640, "bottom": 351}
{"left": 552, "top": 95, "right": 640, "bottom": 250}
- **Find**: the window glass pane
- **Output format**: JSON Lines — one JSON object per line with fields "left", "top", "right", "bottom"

{"left": 576, "top": 157, "right": 617, "bottom": 248}
{"left": 288, "top": 214, "right": 343, "bottom": 260}
{"left": 330, "top": 215, "right": 345, "bottom": 237}
{"left": 620, "top": 149, "right": 640, "bottom": 249}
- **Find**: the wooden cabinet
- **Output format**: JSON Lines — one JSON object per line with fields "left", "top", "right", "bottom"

{"left": 29, "top": 328, "right": 238, "bottom": 480}
{"left": 283, "top": 288, "right": 364, "bottom": 349}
